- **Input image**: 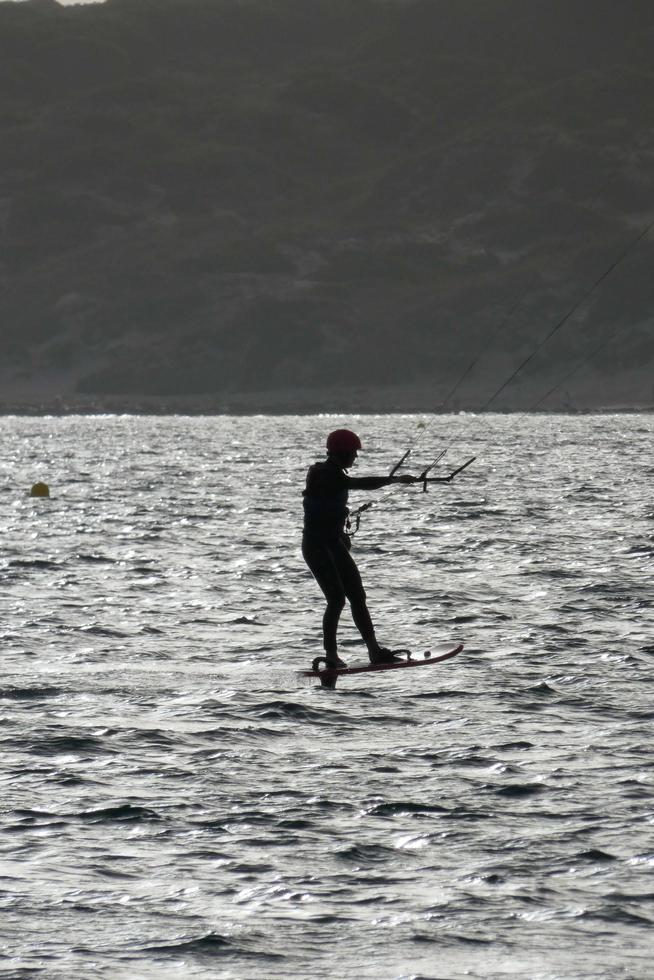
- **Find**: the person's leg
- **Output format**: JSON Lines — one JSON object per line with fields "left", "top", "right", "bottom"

{"left": 302, "top": 541, "right": 346, "bottom": 663}
{"left": 332, "top": 541, "right": 382, "bottom": 658}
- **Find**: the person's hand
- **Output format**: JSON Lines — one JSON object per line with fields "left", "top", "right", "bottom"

{"left": 395, "top": 474, "right": 420, "bottom": 484}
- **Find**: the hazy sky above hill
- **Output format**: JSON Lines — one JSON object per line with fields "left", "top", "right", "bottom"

{"left": 7, "top": 0, "right": 107, "bottom": 5}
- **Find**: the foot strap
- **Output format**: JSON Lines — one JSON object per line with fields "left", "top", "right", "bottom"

{"left": 371, "top": 647, "right": 411, "bottom": 664}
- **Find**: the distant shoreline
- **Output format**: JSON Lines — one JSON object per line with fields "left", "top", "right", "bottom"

{"left": 1, "top": 378, "right": 651, "bottom": 416}
{"left": 1, "top": 398, "right": 652, "bottom": 417}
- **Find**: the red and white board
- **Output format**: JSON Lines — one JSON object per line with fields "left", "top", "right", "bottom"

{"left": 301, "top": 642, "right": 463, "bottom": 687}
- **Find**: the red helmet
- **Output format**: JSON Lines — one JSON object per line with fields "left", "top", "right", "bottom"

{"left": 326, "top": 429, "right": 362, "bottom": 454}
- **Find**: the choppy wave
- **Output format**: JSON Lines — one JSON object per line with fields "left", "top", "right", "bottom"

{"left": 0, "top": 413, "right": 652, "bottom": 980}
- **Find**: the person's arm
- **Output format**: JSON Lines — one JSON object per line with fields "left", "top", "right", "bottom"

{"left": 345, "top": 474, "right": 419, "bottom": 491}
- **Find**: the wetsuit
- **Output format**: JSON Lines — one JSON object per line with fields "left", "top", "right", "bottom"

{"left": 302, "top": 458, "right": 379, "bottom": 659}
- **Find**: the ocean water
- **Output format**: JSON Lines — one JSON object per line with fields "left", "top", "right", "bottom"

{"left": 1, "top": 413, "right": 652, "bottom": 980}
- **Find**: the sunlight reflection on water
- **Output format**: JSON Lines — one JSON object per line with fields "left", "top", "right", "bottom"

{"left": 0, "top": 413, "right": 652, "bottom": 979}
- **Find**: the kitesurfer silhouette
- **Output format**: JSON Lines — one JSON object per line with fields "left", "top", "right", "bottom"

{"left": 302, "top": 429, "right": 419, "bottom": 669}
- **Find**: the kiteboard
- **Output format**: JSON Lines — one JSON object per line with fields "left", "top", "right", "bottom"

{"left": 301, "top": 642, "right": 463, "bottom": 688}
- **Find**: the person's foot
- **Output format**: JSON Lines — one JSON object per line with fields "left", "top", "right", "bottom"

{"left": 325, "top": 655, "right": 348, "bottom": 670}
{"left": 369, "top": 647, "right": 408, "bottom": 664}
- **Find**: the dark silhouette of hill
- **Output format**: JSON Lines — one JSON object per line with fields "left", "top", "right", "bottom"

{"left": 1, "top": 0, "right": 653, "bottom": 412}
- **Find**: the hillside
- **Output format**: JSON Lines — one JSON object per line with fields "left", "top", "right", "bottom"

{"left": 1, "top": 0, "right": 653, "bottom": 412}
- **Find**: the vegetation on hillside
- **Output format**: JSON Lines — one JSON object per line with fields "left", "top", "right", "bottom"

{"left": 1, "top": 0, "right": 653, "bottom": 409}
